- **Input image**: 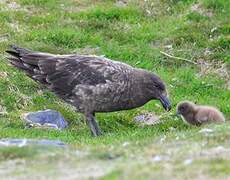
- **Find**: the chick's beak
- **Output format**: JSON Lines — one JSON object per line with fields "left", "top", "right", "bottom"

{"left": 159, "top": 95, "right": 171, "bottom": 111}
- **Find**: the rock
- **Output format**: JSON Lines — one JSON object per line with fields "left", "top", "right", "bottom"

{"left": 23, "top": 109, "right": 68, "bottom": 130}
{"left": 199, "top": 128, "right": 213, "bottom": 134}
{"left": 183, "top": 158, "right": 193, "bottom": 165}
{"left": 115, "top": 0, "right": 127, "bottom": 7}
{"left": 0, "top": 105, "right": 7, "bottom": 115}
{"left": 122, "top": 141, "right": 129, "bottom": 147}
{"left": 0, "top": 139, "right": 66, "bottom": 148}
{"left": 0, "top": 34, "right": 9, "bottom": 42}
{"left": 151, "top": 155, "right": 171, "bottom": 162}
{"left": 0, "top": 71, "right": 8, "bottom": 78}
{"left": 152, "top": 155, "right": 162, "bottom": 162}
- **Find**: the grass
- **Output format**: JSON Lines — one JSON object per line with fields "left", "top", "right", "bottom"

{"left": 0, "top": 0, "right": 230, "bottom": 179}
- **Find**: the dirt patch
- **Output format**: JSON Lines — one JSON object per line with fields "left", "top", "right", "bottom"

{"left": 197, "top": 59, "right": 230, "bottom": 89}
{"left": 190, "top": 3, "right": 213, "bottom": 17}
{"left": 73, "top": 46, "right": 101, "bottom": 55}
{"left": 0, "top": 71, "right": 8, "bottom": 78}
{"left": 0, "top": 34, "right": 9, "bottom": 43}
{"left": 60, "top": 1, "right": 96, "bottom": 13}
{"left": 138, "top": 0, "right": 172, "bottom": 17}
{"left": 0, "top": 0, "right": 27, "bottom": 12}
{"left": 150, "top": 38, "right": 173, "bottom": 52}
{"left": 115, "top": 0, "right": 128, "bottom": 7}
{"left": 134, "top": 112, "right": 160, "bottom": 125}
{"left": 8, "top": 21, "right": 25, "bottom": 33}
{"left": 0, "top": 104, "right": 7, "bottom": 115}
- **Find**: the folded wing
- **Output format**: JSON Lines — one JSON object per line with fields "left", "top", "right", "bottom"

{"left": 5, "top": 45, "right": 130, "bottom": 100}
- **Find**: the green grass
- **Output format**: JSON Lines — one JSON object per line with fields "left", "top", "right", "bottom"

{"left": 0, "top": 0, "right": 230, "bottom": 179}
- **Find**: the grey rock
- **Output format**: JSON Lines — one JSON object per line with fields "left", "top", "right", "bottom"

{"left": 23, "top": 109, "right": 68, "bottom": 129}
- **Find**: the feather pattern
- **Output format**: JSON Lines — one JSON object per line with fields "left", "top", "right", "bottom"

{"left": 5, "top": 45, "right": 171, "bottom": 136}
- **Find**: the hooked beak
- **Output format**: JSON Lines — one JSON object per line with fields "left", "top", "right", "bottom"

{"left": 159, "top": 95, "right": 171, "bottom": 111}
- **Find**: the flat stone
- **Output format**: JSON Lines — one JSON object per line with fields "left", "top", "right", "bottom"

{"left": 23, "top": 109, "right": 68, "bottom": 130}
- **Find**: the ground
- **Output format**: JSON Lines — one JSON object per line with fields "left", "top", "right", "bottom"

{"left": 0, "top": 0, "right": 229, "bottom": 179}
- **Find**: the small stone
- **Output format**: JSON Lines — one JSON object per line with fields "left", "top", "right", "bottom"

{"left": 0, "top": 105, "right": 7, "bottom": 115}
{"left": 0, "top": 34, "right": 9, "bottom": 42}
{"left": 183, "top": 159, "right": 193, "bottom": 165}
{"left": 152, "top": 155, "right": 162, "bottom": 162}
{"left": 0, "top": 71, "right": 8, "bottom": 78}
{"left": 164, "top": 44, "right": 173, "bottom": 49}
{"left": 172, "top": 78, "right": 178, "bottom": 82}
{"left": 169, "top": 127, "right": 176, "bottom": 131}
{"left": 199, "top": 128, "right": 213, "bottom": 134}
{"left": 122, "top": 141, "right": 129, "bottom": 147}
{"left": 211, "top": 27, "right": 218, "bottom": 33}
{"left": 8, "top": 2, "right": 20, "bottom": 10}
{"left": 115, "top": 0, "right": 127, "bottom": 7}
{"left": 160, "top": 136, "right": 166, "bottom": 143}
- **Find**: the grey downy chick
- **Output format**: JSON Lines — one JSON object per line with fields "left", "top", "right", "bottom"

{"left": 176, "top": 101, "right": 225, "bottom": 125}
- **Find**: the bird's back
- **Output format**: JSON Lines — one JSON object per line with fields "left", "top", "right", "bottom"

{"left": 195, "top": 106, "right": 225, "bottom": 123}
{"left": 6, "top": 45, "right": 141, "bottom": 112}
